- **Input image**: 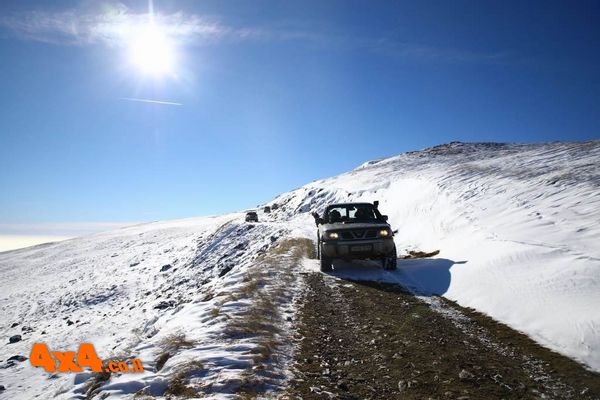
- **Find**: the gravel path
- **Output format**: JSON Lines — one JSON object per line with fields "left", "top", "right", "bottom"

{"left": 284, "top": 271, "right": 600, "bottom": 400}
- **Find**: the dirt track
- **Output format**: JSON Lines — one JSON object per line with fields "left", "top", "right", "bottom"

{"left": 283, "top": 271, "right": 600, "bottom": 400}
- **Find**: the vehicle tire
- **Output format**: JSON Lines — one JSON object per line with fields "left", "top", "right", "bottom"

{"left": 320, "top": 256, "right": 332, "bottom": 272}
{"left": 383, "top": 248, "right": 397, "bottom": 271}
{"left": 318, "top": 240, "right": 332, "bottom": 272}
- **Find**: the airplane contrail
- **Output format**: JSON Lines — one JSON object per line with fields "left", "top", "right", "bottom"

{"left": 121, "top": 97, "right": 183, "bottom": 106}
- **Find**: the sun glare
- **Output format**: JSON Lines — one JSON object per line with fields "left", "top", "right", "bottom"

{"left": 128, "top": 22, "right": 175, "bottom": 77}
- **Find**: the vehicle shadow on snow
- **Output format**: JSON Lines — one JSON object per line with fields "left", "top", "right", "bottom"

{"left": 327, "top": 257, "right": 467, "bottom": 296}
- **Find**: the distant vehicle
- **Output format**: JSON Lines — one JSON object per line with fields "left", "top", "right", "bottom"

{"left": 312, "top": 201, "right": 397, "bottom": 272}
{"left": 263, "top": 206, "right": 271, "bottom": 213}
{"left": 245, "top": 211, "right": 258, "bottom": 222}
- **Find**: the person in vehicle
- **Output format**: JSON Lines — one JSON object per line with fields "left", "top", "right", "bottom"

{"left": 329, "top": 209, "right": 342, "bottom": 223}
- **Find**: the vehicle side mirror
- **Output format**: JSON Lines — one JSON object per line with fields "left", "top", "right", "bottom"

{"left": 382, "top": 215, "right": 388, "bottom": 221}
{"left": 311, "top": 212, "right": 323, "bottom": 226}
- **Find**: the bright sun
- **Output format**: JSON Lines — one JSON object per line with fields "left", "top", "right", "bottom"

{"left": 128, "top": 22, "right": 175, "bottom": 77}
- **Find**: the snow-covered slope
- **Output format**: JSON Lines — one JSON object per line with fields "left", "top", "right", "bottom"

{"left": 274, "top": 141, "right": 600, "bottom": 370}
{"left": 1, "top": 141, "right": 599, "bottom": 399}
{"left": 0, "top": 215, "right": 298, "bottom": 398}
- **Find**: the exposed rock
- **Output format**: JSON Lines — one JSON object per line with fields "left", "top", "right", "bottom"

{"left": 398, "top": 379, "right": 407, "bottom": 393}
{"left": 7, "top": 355, "right": 27, "bottom": 362}
{"left": 402, "top": 249, "right": 440, "bottom": 259}
{"left": 154, "top": 300, "right": 176, "bottom": 310}
{"left": 459, "top": 369, "right": 475, "bottom": 381}
{"left": 8, "top": 335, "right": 21, "bottom": 344}
{"left": 219, "top": 265, "right": 233, "bottom": 277}
{"left": 160, "top": 264, "right": 172, "bottom": 272}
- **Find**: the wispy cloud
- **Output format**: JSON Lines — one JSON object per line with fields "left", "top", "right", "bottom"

{"left": 0, "top": 2, "right": 509, "bottom": 64}
{"left": 0, "top": 2, "right": 253, "bottom": 46}
{"left": 121, "top": 97, "right": 182, "bottom": 106}
{"left": 363, "top": 38, "right": 510, "bottom": 64}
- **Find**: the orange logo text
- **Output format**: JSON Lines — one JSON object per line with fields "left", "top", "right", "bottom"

{"left": 29, "top": 343, "right": 144, "bottom": 373}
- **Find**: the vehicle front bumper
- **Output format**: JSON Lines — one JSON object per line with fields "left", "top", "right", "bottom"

{"left": 321, "top": 238, "right": 395, "bottom": 259}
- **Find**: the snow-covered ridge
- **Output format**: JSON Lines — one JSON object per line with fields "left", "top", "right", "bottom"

{"left": 276, "top": 140, "right": 600, "bottom": 369}
{"left": 1, "top": 140, "right": 599, "bottom": 399}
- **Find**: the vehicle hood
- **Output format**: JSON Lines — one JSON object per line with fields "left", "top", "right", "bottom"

{"left": 319, "top": 222, "right": 390, "bottom": 231}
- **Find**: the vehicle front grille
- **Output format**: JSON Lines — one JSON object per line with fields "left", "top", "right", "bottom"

{"left": 340, "top": 229, "right": 377, "bottom": 240}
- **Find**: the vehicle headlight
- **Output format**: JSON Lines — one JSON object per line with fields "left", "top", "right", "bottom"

{"left": 327, "top": 232, "right": 339, "bottom": 239}
{"left": 379, "top": 229, "right": 390, "bottom": 237}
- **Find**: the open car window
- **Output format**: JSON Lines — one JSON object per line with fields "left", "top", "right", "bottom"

{"left": 327, "top": 205, "right": 379, "bottom": 223}
{"left": 327, "top": 207, "right": 347, "bottom": 223}
{"left": 350, "top": 206, "right": 377, "bottom": 221}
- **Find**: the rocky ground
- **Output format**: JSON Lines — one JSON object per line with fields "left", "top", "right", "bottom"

{"left": 283, "top": 271, "right": 600, "bottom": 400}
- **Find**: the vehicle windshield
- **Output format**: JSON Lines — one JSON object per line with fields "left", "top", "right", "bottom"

{"left": 326, "top": 204, "right": 380, "bottom": 223}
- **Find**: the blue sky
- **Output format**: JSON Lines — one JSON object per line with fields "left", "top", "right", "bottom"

{"left": 0, "top": 0, "right": 599, "bottom": 241}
